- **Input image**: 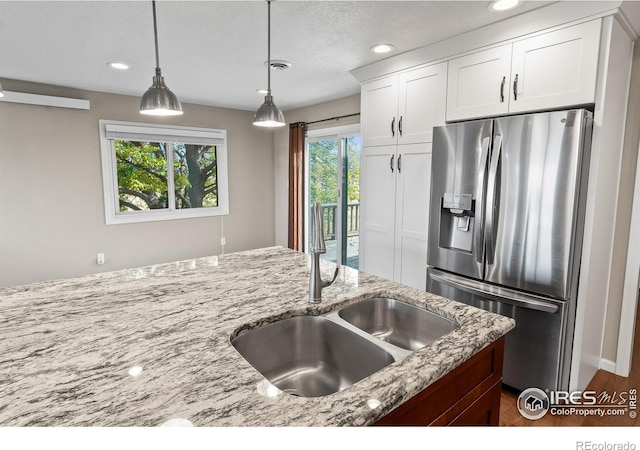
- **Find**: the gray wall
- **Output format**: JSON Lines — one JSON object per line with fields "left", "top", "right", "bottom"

{"left": 273, "top": 94, "right": 360, "bottom": 247}
{"left": 0, "top": 79, "right": 275, "bottom": 287}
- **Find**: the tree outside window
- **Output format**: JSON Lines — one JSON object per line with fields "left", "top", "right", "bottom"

{"left": 116, "top": 141, "right": 218, "bottom": 211}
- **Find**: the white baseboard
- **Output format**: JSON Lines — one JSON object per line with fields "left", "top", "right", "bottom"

{"left": 600, "top": 357, "right": 617, "bottom": 374}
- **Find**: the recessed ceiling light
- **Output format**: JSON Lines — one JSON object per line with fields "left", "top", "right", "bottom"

{"left": 108, "top": 62, "right": 130, "bottom": 70}
{"left": 489, "top": 0, "right": 520, "bottom": 12}
{"left": 371, "top": 44, "right": 394, "bottom": 54}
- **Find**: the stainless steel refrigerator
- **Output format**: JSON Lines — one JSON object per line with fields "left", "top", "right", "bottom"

{"left": 426, "top": 109, "right": 593, "bottom": 392}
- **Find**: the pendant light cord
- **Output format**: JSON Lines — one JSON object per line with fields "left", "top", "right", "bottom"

{"left": 267, "top": 0, "right": 271, "bottom": 94}
{"left": 152, "top": 0, "right": 160, "bottom": 71}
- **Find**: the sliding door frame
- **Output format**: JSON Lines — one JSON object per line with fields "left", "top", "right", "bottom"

{"left": 304, "top": 124, "right": 360, "bottom": 265}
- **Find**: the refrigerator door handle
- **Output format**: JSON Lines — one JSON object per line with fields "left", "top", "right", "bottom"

{"left": 429, "top": 269, "right": 559, "bottom": 314}
{"left": 474, "top": 136, "right": 491, "bottom": 264}
{"left": 485, "top": 134, "right": 502, "bottom": 265}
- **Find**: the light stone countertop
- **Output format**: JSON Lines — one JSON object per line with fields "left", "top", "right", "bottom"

{"left": 0, "top": 246, "right": 515, "bottom": 426}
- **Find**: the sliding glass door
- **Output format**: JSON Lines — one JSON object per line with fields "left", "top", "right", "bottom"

{"left": 305, "top": 125, "right": 361, "bottom": 269}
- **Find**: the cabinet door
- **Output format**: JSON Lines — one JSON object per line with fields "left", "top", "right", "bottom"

{"left": 393, "top": 143, "right": 432, "bottom": 290}
{"left": 360, "top": 145, "right": 397, "bottom": 280}
{"left": 398, "top": 62, "right": 447, "bottom": 145}
{"left": 361, "top": 76, "right": 399, "bottom": 147}
{"left": 509, "top": 20, "right": 601, "bottom": 113}
{"left": 446, "top": 45, "right": 512, "bottom": 121}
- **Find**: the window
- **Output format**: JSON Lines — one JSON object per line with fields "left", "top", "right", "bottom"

{"left": 99, "top": 120, "right": 229, "bottom": 224}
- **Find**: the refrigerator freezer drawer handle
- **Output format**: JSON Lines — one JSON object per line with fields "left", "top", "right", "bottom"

{"left": 475, "top": 136, "right": 491, "bottom": 264}
{"left": 429, "top": 270, "right": 559, "bottom": 314}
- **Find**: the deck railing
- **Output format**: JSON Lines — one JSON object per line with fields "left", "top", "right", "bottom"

{"left": 320, "top": 202, "right": 359, "bottom": 240}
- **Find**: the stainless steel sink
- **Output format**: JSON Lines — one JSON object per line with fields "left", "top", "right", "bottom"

{"left": 338, "top": 297, "right": 458, "bottom": 351}
{"left": 231, "top": 315, "right": 395, "bottom": 397}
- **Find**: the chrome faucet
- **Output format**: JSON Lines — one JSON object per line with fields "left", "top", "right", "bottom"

{"left": 309, "top": 203, "right": 339, "bottom": 303}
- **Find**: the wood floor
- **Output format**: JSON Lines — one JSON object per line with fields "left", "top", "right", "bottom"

{"left": 499, "top": 305, "right": 640, "bottom": 426}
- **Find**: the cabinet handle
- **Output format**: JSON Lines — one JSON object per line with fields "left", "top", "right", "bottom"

{"left": 399, "top": 116, "right": 403, "bottom": 136}
{"left": 390, "top": 155, "right": 394, "bottom": 173}
{"left": 500, "top": 76, "right": 505, "bottom": 103}
{"left": 391, "top": 117, "right": 396, "bottom": 137}
{"left": 513, "top": 74, "right": 518, "bottom": 101}
{"left": 398, "top": 154, "right": 402, "bottom": 173}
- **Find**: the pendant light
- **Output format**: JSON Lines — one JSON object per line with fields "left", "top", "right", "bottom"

{"left": 140, "top": 0, "right": 182, "bottom": 116}
{"left": 253, "top": 0, "right": 285, "bottom": 127}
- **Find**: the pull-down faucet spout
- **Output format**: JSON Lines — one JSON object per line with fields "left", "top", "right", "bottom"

{"left": 309, "top": 203, "right": 339, "bottom": 303}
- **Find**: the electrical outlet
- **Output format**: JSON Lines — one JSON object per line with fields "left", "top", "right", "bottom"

{"left": 97, "top": 253, "right": 105, "bottom": 265}
{"left": 220, "top": 237, "right": 226, "bottom": 246}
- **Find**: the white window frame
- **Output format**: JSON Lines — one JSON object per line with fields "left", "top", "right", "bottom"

{"left": 99, "top": 119, "right": 229, "bottom": 225}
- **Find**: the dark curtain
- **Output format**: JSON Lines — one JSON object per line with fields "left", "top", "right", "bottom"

{"left": 288, "top": 122, "right": 306, "bottom": 251}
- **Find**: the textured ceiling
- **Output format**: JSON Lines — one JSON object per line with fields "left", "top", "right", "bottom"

{"left": 0, "top": 0, "right": 553, "bottom": 112}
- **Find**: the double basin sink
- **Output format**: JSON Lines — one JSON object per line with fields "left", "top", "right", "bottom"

{"left": 231, "top": 297, "right": 458, "bottom": 398}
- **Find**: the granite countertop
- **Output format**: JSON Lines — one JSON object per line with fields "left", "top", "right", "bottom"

{"left": 0, "top": 246, "right": 514, "bottom": 426}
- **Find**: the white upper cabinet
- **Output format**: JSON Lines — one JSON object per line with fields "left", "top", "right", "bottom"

{"left": 446, "top": 45, "right": 512, "bottom": 122}
{"left": 361, "top": 62, "right": 447, "bottom": 146}
{"left": 509, "top": 20, "right": 601, "bottom": 113}
{"left": 397, "top": 64, "right": 447, "bottom": 144}
{"left": 360, "top": 76, "right": 399, "bottom": 147}
{"left": 446, "top": 20, "right": 601, "bottom": 121}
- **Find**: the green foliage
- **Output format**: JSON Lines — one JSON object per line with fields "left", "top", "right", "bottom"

{"left": 308, "top": 136, "right": 360, "bottom": 206}
{"left": 116, "top": 141, "right": 168, "bottom": 211}
{"left": 345, "top": 136, "right": 360, "bottom": 203}
{"left": 115, "top": 140, "right": 217, "bottom": 212}
{"left": 308, "top": 140, "right": 338, "bottom": 205}
{"left": 173, "top": 144, "right": 218, "bottom": 209}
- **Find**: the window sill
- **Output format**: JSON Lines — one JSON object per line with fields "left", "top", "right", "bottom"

{"left": 105, "top": 206, "right": 229, "bottom": 225}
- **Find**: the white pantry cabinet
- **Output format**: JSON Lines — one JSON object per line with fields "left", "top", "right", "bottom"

{"left": 393, "top": 144, "right": 432, "bottom": 289}
{"left": 446, "top": 20, "right": 601, "bottom": 121}
{"left": 360, "top": 143, "right": 432, "bottom": 290}
{"left": 361, "top": 62, "right": 447, "bottom": 146}
{"left": 359, "top": 145, "right": 396, "bottom": 279}
{"left": 359, "top": 62, "right": 445, "bottom": 289}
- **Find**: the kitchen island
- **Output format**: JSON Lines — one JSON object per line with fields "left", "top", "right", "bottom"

{"left": 0, "top": 246, "right": 514, "bottom": 426}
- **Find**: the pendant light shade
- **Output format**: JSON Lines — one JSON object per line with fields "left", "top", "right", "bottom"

{"left": 254, "top": 94, "right": 285, "bottom": 127}
{"left": 253, "top": 0, "right": 285, "bottom": 127}
{"left": 140, "top": 68, "right": 182, "bottom": 116}
{"left": 140, "top": 1, "right": 182, "bottom": 116}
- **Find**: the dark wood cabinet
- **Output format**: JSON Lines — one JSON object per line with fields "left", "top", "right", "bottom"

{"left": 375, "top": 337, "right": 504, "bottom": 426}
